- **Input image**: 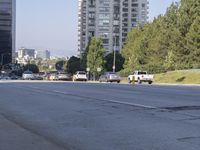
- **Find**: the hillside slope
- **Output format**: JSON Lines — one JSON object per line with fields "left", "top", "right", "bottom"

{"left": 155, "top": 70, "right": 200, "bottom": 84}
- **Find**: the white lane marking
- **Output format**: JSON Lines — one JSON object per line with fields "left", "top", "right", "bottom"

{"left": 53, "top": 90, "right": 157, "bottom": 109}
{"left": 6, "top": 84, "right": 157, "bottom": 109}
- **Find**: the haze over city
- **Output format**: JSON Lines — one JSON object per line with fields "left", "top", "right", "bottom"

{"left": 16, "top": 0, "right": 179, "bottom": 57}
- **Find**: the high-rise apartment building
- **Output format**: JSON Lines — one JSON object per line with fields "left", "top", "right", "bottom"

{"left": 17, "top": 48, "right": 36, "bottom": 59}
{"left": 78, "top": 0, "right": 148, "bottom": 55}
{"left": 0, "top": 0, "right": 16, "bottom": 65}
{"left": 36, "top": 50, "right": 51, "bottom": 60}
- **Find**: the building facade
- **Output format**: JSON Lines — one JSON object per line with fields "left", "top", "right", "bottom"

{"left": 78, "top": 0, "right": 148, "bottom": 55}
{"left": 17, "top": 48, "right": 36, "bottom": 59}
{"left": 16, "top": 48, "right": 36, "bottom": 65}
{"left": 36, "top": 50, "right": 51, "bottom": 60}
{"left": 16, "top": 48, "right": 51, "bottom": 64}
{"left": 0, "top": 0, "right": 16, "bottom": 65}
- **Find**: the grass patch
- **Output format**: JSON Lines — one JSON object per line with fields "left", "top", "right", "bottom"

{"left": 154, "top": 70, "right": 200, "bottom": 84}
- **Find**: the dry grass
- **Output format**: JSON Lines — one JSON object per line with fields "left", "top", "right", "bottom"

{"left": 154, "top": 70, "right": 200, "bottom": 84}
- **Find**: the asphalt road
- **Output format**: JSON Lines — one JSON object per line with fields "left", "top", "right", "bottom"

{"left": 0, "top": 81, "right": 200, "bottom": 150}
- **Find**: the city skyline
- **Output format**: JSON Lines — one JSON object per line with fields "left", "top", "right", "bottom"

{"left": 16, "top": 0, "right": 179, "bottom": 57}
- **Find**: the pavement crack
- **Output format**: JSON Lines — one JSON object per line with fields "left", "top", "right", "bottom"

{"left": 177, "top": 136, "right": 200, "bottom": 146}
{"left": 160, "top": 106, "right": 200, "bottom": 111}
{"left": 179, "top": 117, "right": 200, "bottom": 121}
{"left": 178, "top": 136, "right": 200, "bottom": 141}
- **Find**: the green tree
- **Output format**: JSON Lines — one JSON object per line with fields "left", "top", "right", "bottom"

{"left": 186, "top": 16, "right": 200, "bottom": 68}
{"left": 121, "top": 0, "right": 200, "bottom": 74}
{"left": 122, "top": 26, "right": 143, "bottom": 73}
{"left": 176, "top": 0, "right": 200, "bottom": 68}
{"left": 87, "top": 37, "right": 105, "bottom": 79}
{"left": 66, "top": 56, "right": 81, "bottom": 74}
{"left": 80, "top": 39, "right": 91, "bottom": 70}
{"left": 104, "top": 52, "right": 125, "bottom": 72}
{"left": 178, "top": 0, "right": 200, "bottom": 36}
{"left": 55, "top": 60, "right": 67, "bottom": 70}
{"left": 164, "top": 50, "right": 176, "bottom": 71}
{"left": 24, "top": 64, "right": 39, "bottom": 73}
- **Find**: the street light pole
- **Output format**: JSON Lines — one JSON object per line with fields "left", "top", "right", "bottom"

{"left": 1, "top": 53, "right": 6, "bottom": 66}
{"left": 113, "top": 36, "right": 117, "bottom": 73}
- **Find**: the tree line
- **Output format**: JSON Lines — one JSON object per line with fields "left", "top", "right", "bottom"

{"left": 122, "top": 0, "right": 200, "bottom": 74}
{"left": 56, "top": 37, "right": 124, "bottom": 77}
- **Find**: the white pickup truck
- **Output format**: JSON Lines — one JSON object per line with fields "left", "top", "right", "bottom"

{"left": 128, "top": 71, "right": 154, "bottom": 84}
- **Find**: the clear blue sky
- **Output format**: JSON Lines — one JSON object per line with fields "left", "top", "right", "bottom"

{"left": 16, "top": 0, "right": 179, "bottom": 57}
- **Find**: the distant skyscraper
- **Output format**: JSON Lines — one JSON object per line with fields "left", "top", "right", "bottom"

{"left": 0, "top": 0, "right": 16, "bottom": 65}
{"left": 78, "top": 0, "right": 149, "bottom": 55}
{"left": 18, "top": 48, "right": 36, "bottom": 59}
{"left": 16, "top": 48, "right": 36, "bottom": 64}
{"left": 36, "top": 50, "right": 51, "bottom": 60}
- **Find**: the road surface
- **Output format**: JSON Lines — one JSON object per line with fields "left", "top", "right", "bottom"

{"left": 0, "top": 81, "right": 200, "bottom": 150}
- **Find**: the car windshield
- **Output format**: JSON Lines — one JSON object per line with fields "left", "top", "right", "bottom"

{"left": 39, "top": 72, "right": 45, "bottom": 75}
{"left": 49, "top": 71, "right": 58, "bottom": 74}
{"left": 108, "top": 72, "right": 118, "bottom": 75}
{"left": 138, "top": 72, "right": 147, "bottom": 75}
{"left": 24, "top": 71, "right": 33, "bottom": 74}
{"left": 78, "top": 72, "right": 86, "bottom": 75}
{"left": 59, "top": 72, "right": 67, "bottom": 75}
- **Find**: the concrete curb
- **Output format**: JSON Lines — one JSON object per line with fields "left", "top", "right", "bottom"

{"left": 154, "top": 83, "right": 200, "bottom": 87}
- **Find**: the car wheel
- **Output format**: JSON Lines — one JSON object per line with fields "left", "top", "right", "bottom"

{"left": 117, "top": 81, "right": 120, "bottom": 83}
{"left": 138, "top": 78, "right": 142, "bottom": 84}
{"left": 72, "top": 77, "right": 75, "bottom": 82}
{"left": 148, "top": 81, "right": 153, "bottom": 84}
{"left": 128, "top": 78, "right": 132, "bottom": 84}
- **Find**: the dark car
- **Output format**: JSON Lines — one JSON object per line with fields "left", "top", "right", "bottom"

{"left": 99, "top": 72, "right": 121, "bottom": 83}
{"left": 10, "top": 75, "right": 21, "bottom": 80}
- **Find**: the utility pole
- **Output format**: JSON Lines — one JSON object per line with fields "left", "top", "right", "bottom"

{"left": 113, "top": 36, "right": 117, "bottom": 73}
{"left": 1, "top": 54, "right": 4, "bottom": 66}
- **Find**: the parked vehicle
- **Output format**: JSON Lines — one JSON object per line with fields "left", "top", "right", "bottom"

{"left": 33, "top": 74, "right": 44, "bottom": 80}
{"left": 38, "top": 72, "right": 46, "bottom": 78}
{"left": 99, "top": 72, "right": 121, "bottom": 83}
{"left": 0, "top": 76, "right": 11, "bottom": 80}
{"left": 73, "top": 71, "right": 87, "bottom": 81}
{"left": 10, "top": 75, "right": 21, "bottom": 80}
{"left": 22, "top": 71, "right": 34, "bottom": 80}
{"left": 128, "top": 71, "right": 154, "bottom": 84}
{"left": 49, "top": 73, "right": 58, "bottom": 81}
{"left": 58, "top": 72, "right": 72, "bottom": 81}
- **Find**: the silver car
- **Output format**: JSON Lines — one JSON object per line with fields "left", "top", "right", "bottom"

{"left": 22, "top": 71, "right": 34, "bottom": 80}
{"left": 57, "top": 72, "right": 72, "bottom": 81}
{"left": 99, "top": 72, "right": 121, "bottom": 83}
{"left": 73, "top": 71, "right": 87, "bottom": 81}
